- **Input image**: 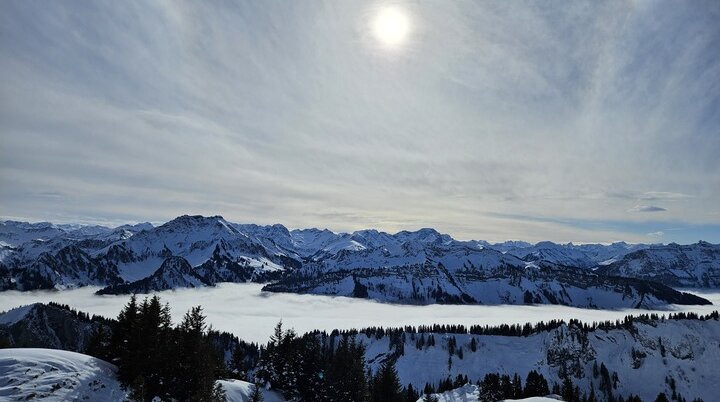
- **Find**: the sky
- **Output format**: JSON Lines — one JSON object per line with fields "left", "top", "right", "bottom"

{"left": 0, "top": 0, "right": 719, "bottom": 244}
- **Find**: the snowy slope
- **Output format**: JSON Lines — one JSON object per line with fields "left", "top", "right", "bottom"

{"left": 265, "top": 260, "right": 710, "bottom": 308}
{"left": 0, "top": 221, "right": 67, "bottom": 247}
{"left": 503, "top": 241, "right": 647, "bottom": 269}
{"left": 0, "top": 216, "right": 297, "bottom": 290}
{"left": 0, "top": 348, "right": 126, "bottom": 400}
{"left": 0, "top": 303, "right": 107, "bottom": 350}
{"left": 355, "top": 315, "right": 720, "bottom": 402}
{"left": 219, "top": 379, "right": 287, "bottom": 402}
{"left": 0, "top": 348, "right": 290, "bottom": 402}
{"left": 597, "top": 241, "right": 720, "bottom": 287}
{"left": 96, "top": 256, "right": 207, "bottom": 294}
{"left": 415, "top": 384, "right": 562, "bottom": 402}
{"left": 102, "top": 215, "right": 292, "bottom": 281}
{"left": 290, "top": 228, "right": 366, "bottom": 259}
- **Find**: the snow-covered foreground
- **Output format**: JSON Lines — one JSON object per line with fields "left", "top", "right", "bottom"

{"left": 0, "top": 348, "right": 285, "bottom": 402}
{"left": 0, "top": 283, "right": 718, "bottom": 344}
{"left": 0, "top": 348, "right": 126, "bottom": 400}
{"left": 219, "top": 379, "right": 286, "bottom": 402}
{"left": 416, "top": 384, "right": 562, "bottom": 402}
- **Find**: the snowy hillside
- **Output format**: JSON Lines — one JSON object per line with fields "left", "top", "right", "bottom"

{"left": 0, "top": 348, "right": 282, "bottom": 402}
{"left": 0, "top": 302, "right": 108, "bottom": 350}
{"left": 0, "top": 216, "right": 295, "bottom": 291}
{"left": 505, "top": 241, "right": 647, "bottom": 269}
{"left": 265, "top": 261, "right": 710, "bottom": 308}
{"left": 597, "top": 241, "right": 720, "bottom": 287}
{"left": 351, "top": 313, "right": 720, "bottom": 402}
{"left": 415, "top": 384, "right": 562, "bottom": 402}
{"left": 0, "top": 348, "right": 126, "bottom": 400}
{"left": 96, "top": 256, "right": 207, "bottom": 294}
{"left": 219, "top": 379, "right": 286, "bottom": 402}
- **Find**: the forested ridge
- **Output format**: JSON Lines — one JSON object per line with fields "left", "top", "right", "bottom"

{"left": 2, "top": 298, "right": 715, "bottom": 401}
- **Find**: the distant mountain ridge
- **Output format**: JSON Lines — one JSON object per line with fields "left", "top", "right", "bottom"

{"left": 1, "top": 216, "right": 718, "bottom": 308}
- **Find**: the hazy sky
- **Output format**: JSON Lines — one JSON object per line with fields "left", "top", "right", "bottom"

{"left": 1, "top": 0, "right": 719, "bottom": 244}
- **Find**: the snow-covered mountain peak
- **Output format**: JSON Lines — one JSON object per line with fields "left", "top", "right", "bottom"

{"left": 115, "top": 222, "right": 154, "bottom": 233}
{"left": 395, "top": 228, "right": 453, "bottom": 246}
{"left": 157, "top": 214, "right": 238, "bottom": 235}
{"left": 534, "top": 241, "right": 560, "bottom": 248}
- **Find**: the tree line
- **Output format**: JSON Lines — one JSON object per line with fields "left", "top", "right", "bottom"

{"left": 305, "top": 310, "right": 719, "bottom": 340}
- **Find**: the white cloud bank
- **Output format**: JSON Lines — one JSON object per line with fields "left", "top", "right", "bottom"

{"left": 1, "top": 284, "right": 719, "bottom": 344}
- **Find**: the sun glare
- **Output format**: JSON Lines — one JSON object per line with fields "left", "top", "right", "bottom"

{"left": 371, "top": 6, "right": 410, "bottom": 48}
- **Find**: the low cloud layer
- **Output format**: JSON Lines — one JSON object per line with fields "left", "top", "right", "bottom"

{"left": 1, "top": 284, "right": 719, "bottom": 344}
{"left": 1, "top": 0, "right": 719, "bottom": 243}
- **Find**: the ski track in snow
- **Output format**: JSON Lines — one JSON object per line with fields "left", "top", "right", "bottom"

{"left": 0, "top": 283, "right": 718, "bottom": 344}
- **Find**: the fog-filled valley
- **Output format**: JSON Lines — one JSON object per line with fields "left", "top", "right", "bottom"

{"left": 2, "top": 283, "right": 719, "bottom": 344}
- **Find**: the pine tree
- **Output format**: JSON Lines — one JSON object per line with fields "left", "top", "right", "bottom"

{"left": 371, "top": 359, "right": 405, "bottom": 402}
{"left": 295, "top": 335, "right": 325, "bottom": 401}
{"left": 511, "top": 373, "right": 523, "bottom": 398}
{"left": 136, "top": 296, "right": 173, "bottom": 399}
{"left": 176, "top": 306, "right": 218, "bottom": 401}
{"left": 85, "top": 324, "right": 111, "bottom": 361}
{"left": 212, "top": 382, "right": 227, "bottom": 402}
{"left": 326, "top": 337, "right": 369, "bottom": 402}
{"left": 524, "top": 370, "right": 549, "bottom": 397}
{"left": 655, "top": 393, "right": 670, "bottom": 402}
{"left": 422, "top": 394, "right": 440, "bottom": 402}
{"left": 561, "top": 376, "right": 575, "bottom": 402}
{"left": 112, "top": 295, "right": 141, "bottom": 385}
{"left": 588, "top": 383, "right": 597, "bottom": 402}
{"left": 249, "top": 384, "right": 264, "bottom": 402}
{"left": 405, "top": 384, "right": 419, "bottom": 402}
{"left": 231, "top": 344, "right": 246, "bottom": 377}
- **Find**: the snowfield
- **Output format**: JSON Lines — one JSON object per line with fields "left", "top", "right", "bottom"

{"left": 0, "top": 348, "right": 125, "bottom": 400}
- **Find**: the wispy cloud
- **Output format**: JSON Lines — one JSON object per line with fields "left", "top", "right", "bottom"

{"left": 647, "top": 231, "right": 664, "bottom": 237}
{"left": 0, "top": 0, "right": 718, "bottom": 243}
{"left": 639, "top": 192, "right": 693, "bottom": 201}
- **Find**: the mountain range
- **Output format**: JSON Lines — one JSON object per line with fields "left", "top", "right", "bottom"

{"left": 1, "top": 215, "right": 718, "bottom": 308}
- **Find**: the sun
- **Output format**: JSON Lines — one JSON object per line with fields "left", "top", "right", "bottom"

{"left": 371, "top": 6, "right": 410, "bottom": 48}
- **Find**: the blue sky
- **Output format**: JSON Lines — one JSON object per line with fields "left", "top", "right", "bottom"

{"left": 1, "top": 0, "right": 719, "bottom": 243}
